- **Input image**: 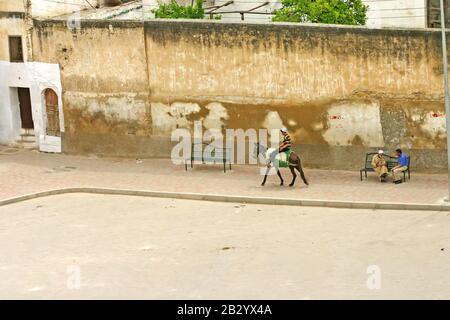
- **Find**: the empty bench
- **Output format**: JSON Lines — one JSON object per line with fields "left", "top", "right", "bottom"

{"left": 360, "top": 152, "right": 411, "bottom": 182}
{"left": 185, "top": 143, "right": 232, "bottom": 173}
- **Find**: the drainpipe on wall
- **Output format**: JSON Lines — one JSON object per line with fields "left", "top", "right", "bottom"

{"left": 22, "top": 0, "right": 33, "bottom": 62}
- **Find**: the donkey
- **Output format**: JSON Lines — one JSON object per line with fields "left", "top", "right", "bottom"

{"left": 254, "top": 143, "right": 309, "bottom": 187}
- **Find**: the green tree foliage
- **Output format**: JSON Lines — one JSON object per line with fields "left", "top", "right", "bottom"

{"left": 152, "top": 0, "right": 205, "bottom": 19}
{"left": 272, "top": 0, "right": 368, "bottom": 25}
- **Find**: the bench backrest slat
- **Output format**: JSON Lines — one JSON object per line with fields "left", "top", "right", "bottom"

{"left": 190, "top": 143, "right": 231, "bottom": 162}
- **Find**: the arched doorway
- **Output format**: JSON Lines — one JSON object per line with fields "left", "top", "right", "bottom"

{"left": 44, "top": 88, "right": 60, "bottom": 137}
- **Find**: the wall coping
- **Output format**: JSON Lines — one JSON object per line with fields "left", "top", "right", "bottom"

{"left": 32, "top": 17, "right": 450, "bottom": 35}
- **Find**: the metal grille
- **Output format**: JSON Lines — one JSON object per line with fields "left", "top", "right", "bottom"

{"left": 428, "top": 0, "right": 450, "bottom": 28}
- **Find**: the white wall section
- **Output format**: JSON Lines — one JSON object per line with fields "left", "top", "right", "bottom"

{"left": 0, "top": 61, "right": 64, "bottom": 152}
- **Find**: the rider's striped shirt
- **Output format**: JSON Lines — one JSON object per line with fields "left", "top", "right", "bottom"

{"left": 279, "top": 133, "right": 291, "bottom": 152}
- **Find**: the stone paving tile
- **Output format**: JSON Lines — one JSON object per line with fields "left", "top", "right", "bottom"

{"left": 0, "top": 148, "right": 448, "bottom": 205}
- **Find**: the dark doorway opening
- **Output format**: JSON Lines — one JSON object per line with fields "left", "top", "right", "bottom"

{"left": 17, "top": 88, "right": 34, "bottom": 129}
{"left": 8, "top": 36, "right": 24, "bottom": 63}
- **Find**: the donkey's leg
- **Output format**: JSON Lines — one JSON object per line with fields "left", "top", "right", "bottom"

{"left": 276, "top": 169, "right": 284, "bottom": 186}
{"left": 261, "top": 165, "right": 271, "bottom": 186}
{"left": 289, "top": 166, "right": 297, "bottom": 187}
{"left": 296, "top": 159, "right": 309, "bottom": 185}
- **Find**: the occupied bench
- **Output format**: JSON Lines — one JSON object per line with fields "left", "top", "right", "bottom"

{"left": 360, "top": 152, "right": 411, "bottom": 182}
{"left": 185, "top": 142, "right": 232, "bottom": 173}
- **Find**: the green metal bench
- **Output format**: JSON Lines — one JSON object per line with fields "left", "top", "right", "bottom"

{"left": 185, "top": 143, "right": 232, "bottom": 173}
{"left": 360, "top": 152, "right": 410, "bottom": 182}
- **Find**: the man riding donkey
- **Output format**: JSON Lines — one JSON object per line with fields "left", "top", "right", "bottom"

{"left": 269, "top": 127, "right": 292, "bottom": 165}
{"left": 258, "top": 127, "right": 308, "bottom": 187}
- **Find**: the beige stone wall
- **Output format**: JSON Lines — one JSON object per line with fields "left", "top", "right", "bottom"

{"left": 32, "top": 20, "right": 449, "bottom": 171}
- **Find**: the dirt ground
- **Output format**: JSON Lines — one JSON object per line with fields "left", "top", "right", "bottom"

{"left": 1, "top": 193, "right": 450, "bottom": 299}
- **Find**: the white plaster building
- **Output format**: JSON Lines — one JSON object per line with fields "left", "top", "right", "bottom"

{"left": 30, "top": 0, "right": 97, "bottom": 18}
{"left": 0, "top": 0, "right": 77, "bottom": 151}
{"left": 88, "top": 0, "right": 440, "bottom": 28}
{"left": 364, "top": 0, "right": 427, "bottom": 29}
{"left": 199, "top": 0, "right": 430, "bottom": 26}
{"left": 0, "top": 62, "right": 64, "bottom": 152}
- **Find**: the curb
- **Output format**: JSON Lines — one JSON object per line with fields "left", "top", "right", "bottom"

{"left": 0, "top": 187, "right": 449, "bottom": 212}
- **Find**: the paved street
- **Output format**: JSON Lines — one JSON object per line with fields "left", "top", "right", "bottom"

{"left": 1, "top": 193, "right": 450, "bottom": 299}
{"left": 0, "top": 147, "right": 448, "bottom": 205}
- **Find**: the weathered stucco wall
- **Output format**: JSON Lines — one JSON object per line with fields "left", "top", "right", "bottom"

{"left": 32, "top": 19, "right": 449, "bottom": 171}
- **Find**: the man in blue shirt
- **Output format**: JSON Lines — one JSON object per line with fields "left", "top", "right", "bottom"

{"left": 392, "top": 148, "right": 409, "bottom": 184}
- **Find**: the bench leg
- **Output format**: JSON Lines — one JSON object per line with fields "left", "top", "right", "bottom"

{"left": 223, "top": 161, "right": 226, "bottom": 173}
{"left": 229, "top": 162, "right": 231, "bottom": 171}
{"left": 185, "top": 160, "right": 187, "bottom": 171}
{"left": 360, "top": 170, "right": 362, "bottom": 181}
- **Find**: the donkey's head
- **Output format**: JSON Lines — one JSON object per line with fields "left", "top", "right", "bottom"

{"left": 253, "top": 142, "right": 267, "bottom": 160}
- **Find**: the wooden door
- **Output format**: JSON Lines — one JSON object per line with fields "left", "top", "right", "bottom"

{"left": 17, "top": 88, "right": 33, "bottom": 129}
{"left": 44, "top": 88, "right": 60, "bottom": 137}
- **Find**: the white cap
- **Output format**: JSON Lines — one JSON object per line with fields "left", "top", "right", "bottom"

{"left": 280, "top": 127, "right": 288, "bottom": 133}
{"left": 378, "top": 150, "right": 384, "bottom": 154}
